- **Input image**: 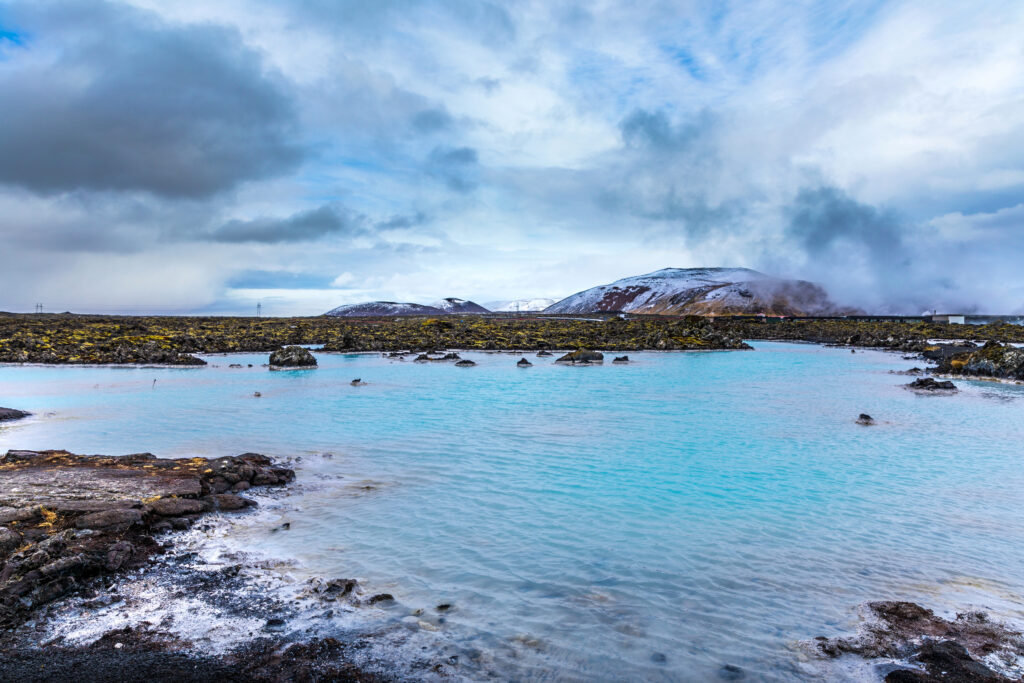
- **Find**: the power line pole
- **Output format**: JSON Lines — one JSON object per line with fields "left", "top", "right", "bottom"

{"left": 34, "top": 303, "right": 42, "bottom": 314}
{"left": 256, "top": 302, "right": 262, "bottom": 318}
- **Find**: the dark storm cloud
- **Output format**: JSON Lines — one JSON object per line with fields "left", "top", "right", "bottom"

{"left": 0, "top": 0, "right": 302, "bottom": 198}
{"left": 620, "top": 109, "right": 717, "bottom": 153}
{"left": 427, "top": 145, "right": 479, "bottom": 192}
{"left": 787, "top": 186, "right": 906, "bottom": 267}
{"left": 375, "top": 211, "right": 430, "bottom": 230}
{"left": 411, "top": 108, "right": 455, "bottom": 134}
{"left": 211, "top": 205, "right": 364, "bottom": 244}
{"left": 771, "top": 185, "right": 935, "bottom": 312}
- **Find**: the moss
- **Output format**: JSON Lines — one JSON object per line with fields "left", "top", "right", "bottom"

{"left": 2, "top": 313, "right": 1020, "bottom": 364}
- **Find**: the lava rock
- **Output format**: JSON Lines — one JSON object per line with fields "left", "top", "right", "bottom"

{"left": 0, "top": 407, "right": 31, "bottom": 422}
{"left": 455, "top": 359, "right": 476, "bottom": 367}
{"left": 322, "top": 578, "right": 358, "bottom": 597}
{"left": 517, "top": 358, "right": 532, "bottom": 367}
{"left": 149, "top": 498, "right": 205, "bottom": 517}
{"left": 719, "top": 664, "right": 746, "bottom": 680}
{"left": 104, "top": 541, "right": 134, "bottom": 571}
{"left": 75, "top": 509, "right": 143, "bottom": 530}
{"left": 856, "top": 414, "right": 876, "bottom": 425}
{"left": 885, "top": 640, "right": 1010, "bottom": 682}
{"left": 556, "top": 349, "right": 604, "bottom": 363}
{"left": 269, "top": 346, "right": 317, "bottom": 368}
{"left": 0, "top": 526, "right": 23, "bottom": 555}
{"left": 613, "top": 356, "right": 629, "bottom": 363}
{"left": 816, "top": 601, "right": 1023, "bottom": 682}
{"left": 203, "top": 494, "right": 252, "bottom": 511}
{"left": 905, "top": 377, "right": 957, "bottom": 392}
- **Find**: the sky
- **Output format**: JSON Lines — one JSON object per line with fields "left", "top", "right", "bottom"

{"left": 0, "top": 0, "right": 1022, "bottom": 315}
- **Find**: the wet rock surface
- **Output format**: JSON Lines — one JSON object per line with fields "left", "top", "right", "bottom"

{"left": 906, "top": 378, "right": 958, "bottom": 392}
{"left": 556, "top": 349, "right": 605, "bottom": 363}
{"left": 937, "top": 341, "right": 1024, "bottom": 382}
{"left": 0, "top": 407, "right": 31, "bottom": 422}
{"left": 0, "top": 628, "right": 386, "bottom": 682}
{"left": 814, "top": 601, "right": 1024, "bottom": 681}
{"left": 0, "top": 451, "right": 446, "bottom": 682}
{"left": 0, "top": 449, "right": 293, "bottom": 630}
{"left": 268, "top": 345, "right": 317, "bottom": 368}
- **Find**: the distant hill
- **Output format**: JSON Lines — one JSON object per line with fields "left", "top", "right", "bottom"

{"left": 486, "top": 298, "right": 559, "bottom": 313}
{"left": 431, "top": 298, "right": 490, "bottom": 314}
{"left": 324, "top": 301, "right": 446, "bottom": 317}
{"left": 544, "top": 268, "right": 849, "bottom": 316}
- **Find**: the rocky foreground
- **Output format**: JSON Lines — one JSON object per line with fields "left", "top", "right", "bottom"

{"left": 0, "top": 449, "right": 294, "bottom": 629}
{"left": 0, "top": 449, "right": 390, "bottom": 682}
{"left": 814, "top": 601, "right": 1024, "bottom": 682}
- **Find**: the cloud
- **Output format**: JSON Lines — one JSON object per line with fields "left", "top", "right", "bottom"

{"left": 427, "top": 145, "right": 479, "bottom": 192}
{"left": 1, "top": 0, "right": 1024, "bottom": 314}
{"left": 210, "top": 205, "right": 364, "bottom": 243}
{"left": 0, "top": 0, "right": 302, "bottom": 198}
{"left": 786, "top": 186, "right": 905, "bottom": 267}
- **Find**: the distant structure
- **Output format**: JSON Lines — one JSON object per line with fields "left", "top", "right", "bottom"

{"left": 256, "top": 302, "right": 262, "bottom": 318}
{"left": 929, "top": 314, "right": 965, "bottom": 324}
{"left": 34, "top": 303, "right": 43, "bottom": 313}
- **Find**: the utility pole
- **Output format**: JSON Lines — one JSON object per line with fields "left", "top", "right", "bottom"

{"left": 256, "top": 302, "right": 262, "bottom": 318}
{"left": 34, "top": 303, "right": 43, "bottom": 314}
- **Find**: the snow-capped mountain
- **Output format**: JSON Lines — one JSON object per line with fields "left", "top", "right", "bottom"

{"left": 431, "top": 298, "right": 490, "bottom": 314}
{"left": 544, "top": 268, "right": 847, "bottom": 316}
{"left": 486, "top": 298, "right": 560, "bottom": 313}
{"left": 324, "top": 301, "right": 446, "bottom": 317}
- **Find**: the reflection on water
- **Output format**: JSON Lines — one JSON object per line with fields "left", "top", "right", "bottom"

{"left": 3, "top": 343, "right": 1024, "bottom": 680}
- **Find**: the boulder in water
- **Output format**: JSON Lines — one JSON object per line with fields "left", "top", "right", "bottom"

{"left": 517, "top": 358, "right": 532, "bottom": 367}
{"left": 905, "top": 377, "right": 957, "bottom": 392}
{"left": 269, "top": 346, "right": 317, "bottom": 368}
{"left": 613, "top": 356, "right": 629, "bottom": 363}
{"left": 0, "top": 407, "right": 30, "bottom": 422}
{"left": 556, "top": 349, "right": 604, "bottom": 363}
{"left": 856, "top": 414, "right": 875, "bottom": 425}
{"left": 536, "top": 350, "right": 553, "bottom": 357}
{"left": 455, "top": 359, "right": 476, "bottom": 367}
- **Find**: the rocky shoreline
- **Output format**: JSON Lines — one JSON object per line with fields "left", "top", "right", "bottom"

{"left": 813, "top": 601, "right": 1024, "bottom": 682}
{"left": 3, "top": 311, "right": 1023, "bottom": 366}
{"left": 0, "top": 313, "right": 751, "bottom": 364}
{"left": 0, "top": 449, "right": 396, "bottom": 682}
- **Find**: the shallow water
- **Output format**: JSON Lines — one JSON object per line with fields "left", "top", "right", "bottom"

{"left": 3, "top": 343, "right": 1024, "bottom": 681}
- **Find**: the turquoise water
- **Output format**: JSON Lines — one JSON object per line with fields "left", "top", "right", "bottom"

{"left": 3, "top": 343, "right": 1024, "bottom": 680}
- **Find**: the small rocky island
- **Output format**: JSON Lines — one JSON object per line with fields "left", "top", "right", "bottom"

{"left": 556, "top": 349, "right": 605, "bottom": 363}
{"left": 0, "top": 407, "right": 31, "bottom": 422}
{"left": 269, "top": 345, "right": 318, "bottom": 368}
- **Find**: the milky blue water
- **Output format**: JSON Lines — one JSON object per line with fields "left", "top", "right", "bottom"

{"left": 3, "top": 343, "right": 1024, "bottom": 681}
